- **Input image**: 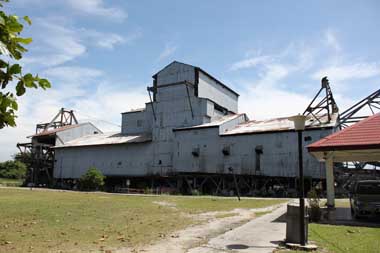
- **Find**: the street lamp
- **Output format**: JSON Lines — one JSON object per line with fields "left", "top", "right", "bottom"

{"left": 289, "top": 114, "right": 307, "bottom": 246}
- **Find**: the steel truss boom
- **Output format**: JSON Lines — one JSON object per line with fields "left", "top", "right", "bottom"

{"left": 303, "top": 76, "right": 339, "bottom": 124}
{"left": 338, "top": 89, "right": 380, "bottom": 128}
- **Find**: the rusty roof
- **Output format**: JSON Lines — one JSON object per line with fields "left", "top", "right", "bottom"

{"left": 173, "top": 114, "right": 246, "bottom": 131}
{"left": 54, "top": 132, "right": 152, "bottom": 148}
{"left": 29, "top": 124, "right": 85, "bottom": 138}
{"left": 308, "top": 113, "right": 380, "bottom": 152}
{"left": 222, "top": 113, "right": 338, "bottom": 136}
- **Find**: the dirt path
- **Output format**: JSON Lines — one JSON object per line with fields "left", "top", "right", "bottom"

{"left": 114, "top": 203, "right": 285, "bottom": 253}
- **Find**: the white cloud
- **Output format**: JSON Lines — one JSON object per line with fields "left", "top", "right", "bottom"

{"left": 11, "top": 0, "right": 127, "bottom": 22}
{"left": 231, "top": 46, "right": 316, "bottom": 119}
{"left": 23, "top": 19, "right": 130, "bottom": 67}
{"left": 312, "top": 62, "right": 380, "bottom": 82}
{"left": 158, "top": 44, "right": 177, "bottom": 61}
{"left": 0, "top": 67, "right": 148, "bottom": 162}
{"left": 229, "top": 55, "right": 272, "bottom": 71}
{"left": 66, "top": 0, "right": 127, "bottom": 22}
{"left": 23, "top": 21, "right": 86, "bottom": 67}
{"left": 43, "top": 66, "right": 104, "bottom": 82}
{"left": 239, "top": 86, "right": 312, "bottom": 119}
{"left": 96, "top": 34, "right": 125, "bottom": 49}
{"left": 80, "top": 29, "right": 142, "bottom": 49}
{"left": 324, "top": 28, "right": 342, "bottom": 52}
{"left": 231, "top": 29, "right": 378, "bottom": 121}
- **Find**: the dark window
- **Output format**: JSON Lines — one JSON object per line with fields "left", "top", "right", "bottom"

{"left": 192, "top": 147, "right": 200, "bottom": 157}
{"left": 356, "top": 182, "right": 380, "bottom": 194}
{"left": 255, "top": 145, "right": 263, "bottom": 171}
{"left": 304, "top": 136, "right": 312, "bottom": 141}
{"left": 222, "top": 146, "right": 230, "bottom": 156}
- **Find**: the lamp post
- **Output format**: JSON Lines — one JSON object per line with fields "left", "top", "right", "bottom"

{"left": 290, "top": 114, "right": 307, "bottom": 246}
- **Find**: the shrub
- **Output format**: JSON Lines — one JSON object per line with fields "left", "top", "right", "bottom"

{"left": 0, "top": 160, "right": 27, "bottom": 179}
{"left": 78, "top": 167, "right": 105, "bottom": 191}
{"left": 307, "top": 187, "right": 322, "bottom": 222}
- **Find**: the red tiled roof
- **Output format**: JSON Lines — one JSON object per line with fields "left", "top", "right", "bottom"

{"left": 308, "top": 113, "right": 380, "bottom": 152}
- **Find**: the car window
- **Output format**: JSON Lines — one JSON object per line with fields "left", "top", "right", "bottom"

{"left": 357, "top": 182, "right": 380, "bottom": 194}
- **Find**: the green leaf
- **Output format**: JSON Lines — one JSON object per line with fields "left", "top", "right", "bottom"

{"left": 10, "top": 98, "right": 18, "bottom": 110}
{"left": 15, "top": 81, "right": 25, "bottom": 96}
{"left": 7, "top": 16, "right": 23, "bottom": 33}
{"left": 23, "top": 16, "right": 31, "bottom": 25}
{"left": 0, "top": 59, "right": 8, "bottom": 68}
{"left": 38, "top": 78, "right": 51, "bottom": 89}
{"left": 22, "top": 73, "right": 36, "bottom": 88}
{"left": 14, "top": 37, "right": 32, "bottom": 44}
{"left": 9, "top": 64, "right": 21, "bottom": 75}
{"left": 0, "top": 16, "right": 5, "bottom": 26}
{"left": 0, "top": 41, "right": 10, "bottom": 56}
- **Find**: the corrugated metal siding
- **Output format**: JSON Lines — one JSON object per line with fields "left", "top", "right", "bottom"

{"left": 54, "top": 143, "right": 153, "bottom": 178}
{"left": 156, "top": 62, "right": 195, "bottom": 86}
{"left": 54, "top": 62, "right": 334, "bottom": 180}
{"left": 55, "top": 123, "right": 100, "bottom": 146}
{"left": 198, "top": 71, "right": 238, "bottom": 113}
{"left": 173, "top": 128, "right": 333, "bottom": 179}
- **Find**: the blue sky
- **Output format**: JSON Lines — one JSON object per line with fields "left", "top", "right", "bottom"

{"left": 0, "top": 0, "right": 379, "bottom": 160}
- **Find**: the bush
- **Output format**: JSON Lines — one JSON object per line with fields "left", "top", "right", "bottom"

{"left": 307, "top": 187, "right": 322, "bottom": 222}
{"left": 0, "top": 160, "right": 27, "bottom": 179}
{"left": 78, "top": 167, "right": 105, "bottom": 191}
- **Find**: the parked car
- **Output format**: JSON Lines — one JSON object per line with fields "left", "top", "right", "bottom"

{"left": 350, "top": 180, "right": 380, "bottom": 219}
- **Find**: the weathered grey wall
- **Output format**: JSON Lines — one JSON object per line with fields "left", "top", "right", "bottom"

{"left": 54, "top": 143, "right": 153, "bottom": 178}
{"left": 55, "top": 123, "right": 101, "bottom": 146}
{"left": 173, "top": 128, "right": 334, "bottom": 178}
{"left": 54, "top": 62, "right": 334, "bottom": 181}
{"left": 219, "top": 114, "right": 247, "bottom": 134}
{"left": 121, "top": 109, "right": 154, "bottom": 135}
{"left": 198, "top": 71, "right": 238, "bottom": 113}
{"left": 156, "top": 62, "right": 195, "bottom": 86}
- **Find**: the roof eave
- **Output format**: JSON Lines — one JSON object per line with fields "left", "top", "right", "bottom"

{"left": 308, "top": 143, "right": 380, "bottom": 152}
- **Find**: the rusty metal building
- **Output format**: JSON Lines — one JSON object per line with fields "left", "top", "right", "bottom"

{"left": 53, "top": 61, "right": 340, "bottom": 195}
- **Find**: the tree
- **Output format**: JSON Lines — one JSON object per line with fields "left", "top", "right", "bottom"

{"left": 0, "top": 0, "right": 51, "bottom": 128}
{"left": 78, "top": 167, "right": 105, "bottom": 191}
{"left": 0, "top": 160, "right": 27, "bottom": 179}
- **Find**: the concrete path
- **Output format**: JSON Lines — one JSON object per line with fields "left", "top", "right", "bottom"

{"left": 188, "top": 204, "right": 287, "bottom": 253}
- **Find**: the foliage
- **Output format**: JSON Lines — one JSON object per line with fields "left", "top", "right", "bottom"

{"left": 13, "top": 152, "right": 32, "bottom": 168}
{"left": 78, "top": 167, "right": 105, "bottom": 191}
{"left": 307, "top": 187, "right": 321, "bottom": 222}
{"left": 0, "top": 159, "right": 26, "bottom": 179}
{"left": 0, "top": 0, "right": 51, "bottom": 128}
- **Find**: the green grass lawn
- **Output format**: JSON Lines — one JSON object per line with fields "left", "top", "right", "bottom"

{"left": 281, "top": 223, "right": 380, "bottom": 253}
{"left": 0, "top": 178, "right": 23, "bottom": 187}
{"left": 0, "top": 188, "right": 285, "bottom": 253}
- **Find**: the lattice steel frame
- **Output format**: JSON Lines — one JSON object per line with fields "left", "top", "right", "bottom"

{"left": 303, "top": 77, "right": 339, "bottom": 124}
{"left": 338, "top": 89, "right": 380, "bottom": 128}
